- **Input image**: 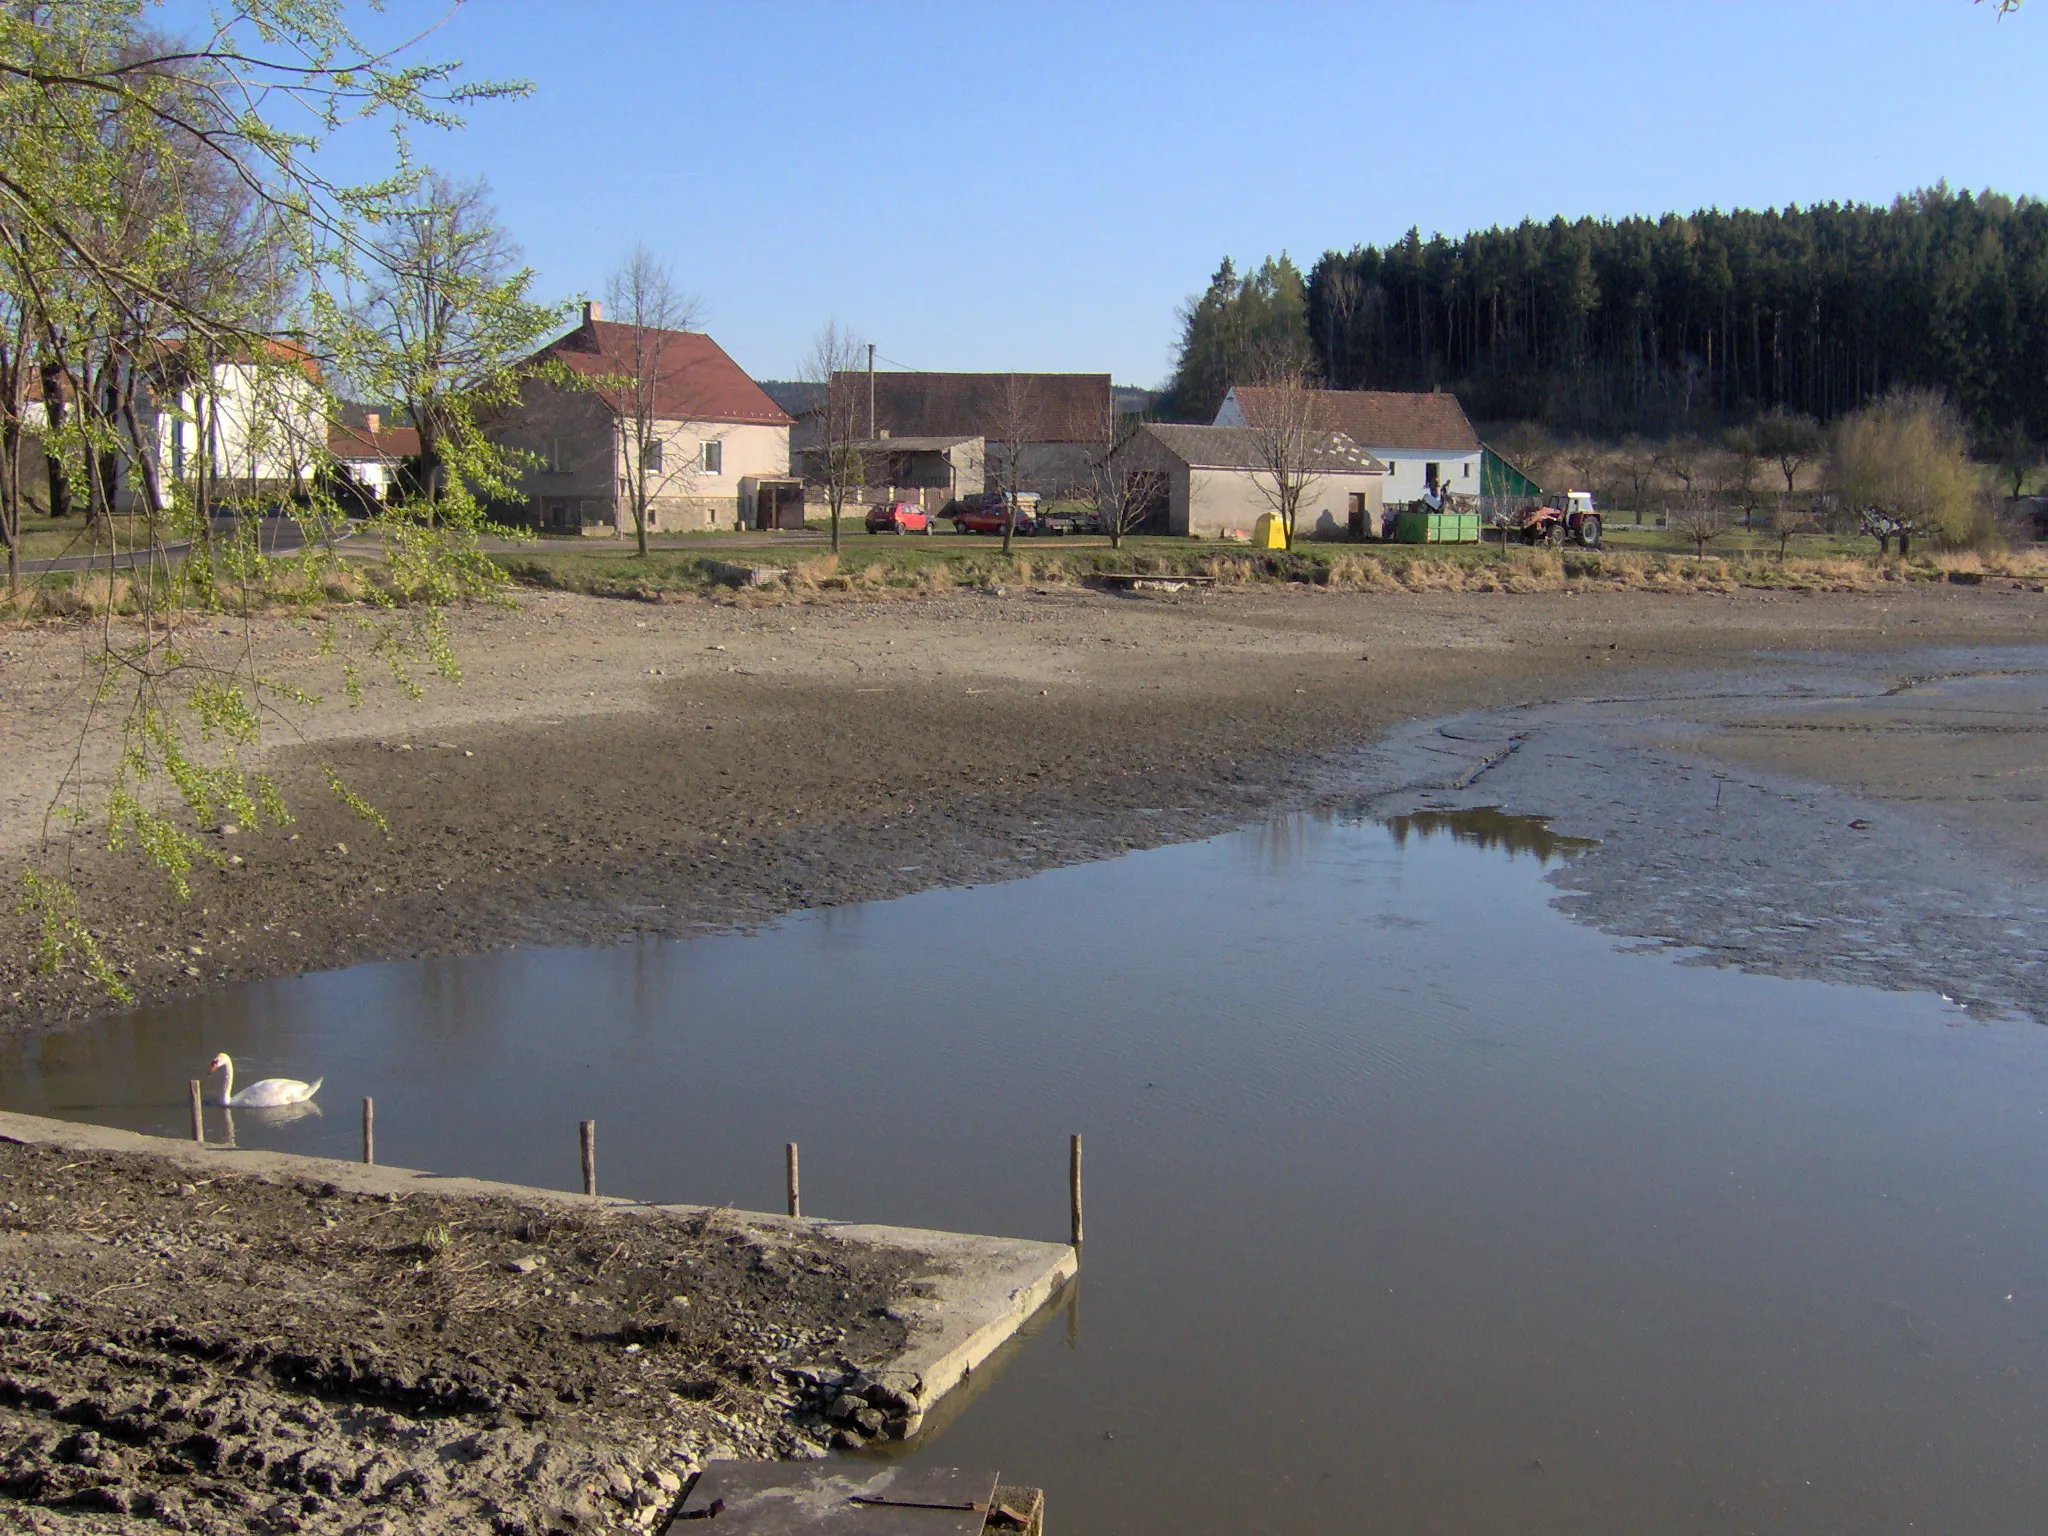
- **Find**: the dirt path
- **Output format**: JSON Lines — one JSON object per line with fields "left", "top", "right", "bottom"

{"left": 3, "top": 580, "right": 2044, "bottom": 1034}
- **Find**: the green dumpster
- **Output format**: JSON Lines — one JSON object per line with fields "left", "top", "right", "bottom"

{"left": 1389, "top": 509, "right": 1480, "bottom": 544}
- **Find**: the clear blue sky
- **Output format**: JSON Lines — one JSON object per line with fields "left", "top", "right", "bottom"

{"left": 300, "top": 2, "right": 2048, "bottom": 384}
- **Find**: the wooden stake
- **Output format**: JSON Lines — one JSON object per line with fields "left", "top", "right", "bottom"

{"left": 188, "top": 1080, "right": 204, "bottom": 1144}
{"left": 785, "top": 1141, "right": 801, "bottom": 1219}
{"left": 1069, "top": 1132, "right": 1084, "bottom": 1247}
{"left": 580, "top": 1119, "right": 597, "bottom": 1197}
{"left": 361, "top": 1097, "right": 375, "bottom": 1165}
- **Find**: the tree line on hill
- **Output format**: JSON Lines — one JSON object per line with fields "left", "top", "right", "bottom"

{"left": 1162, "top": 188, "right": 2048, "bottom": 443}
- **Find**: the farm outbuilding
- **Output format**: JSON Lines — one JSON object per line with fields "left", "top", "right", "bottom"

{"left": 1215, "top": 386, "right": 1479, "bottom": 506}
{"left": 799, "top": 434, "right": 986, "bottom": 517}
{"left": 1111, "top": 424, "right": 1385, "bottom": 540}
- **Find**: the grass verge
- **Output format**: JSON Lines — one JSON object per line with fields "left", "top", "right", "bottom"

{"left": 494, "top": 537, "right": 2048, "bottom": 604}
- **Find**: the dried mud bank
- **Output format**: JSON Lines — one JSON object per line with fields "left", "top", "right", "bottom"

{"left": 5, "top": 583, "right": 2045, "bottom": 1036}
{"left": 1340, "top": 646, "right": 2048, "bottom": 1020}
{"left": 0, "top": 1117, "right": 1071, "bottom": 1536}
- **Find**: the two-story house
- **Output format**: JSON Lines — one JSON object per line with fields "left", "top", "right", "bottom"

{"left": 496, "top": 303, "right": 794, "bottom": 534}
{"left": 144, "top": 340, "right": 328, "bottom": 507}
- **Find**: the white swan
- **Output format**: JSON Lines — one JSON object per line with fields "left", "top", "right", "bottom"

{"left": 209, "top": 1053, "right": 322, "bottom": 1108}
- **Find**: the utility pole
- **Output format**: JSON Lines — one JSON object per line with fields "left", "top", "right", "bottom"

{"left": 868, "top": 343, "right": 877, "bottom": 441}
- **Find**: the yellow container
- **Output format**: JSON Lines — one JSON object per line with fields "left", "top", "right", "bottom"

{"left": 1253, "top": 512, "right": 1287, "bottom": 549}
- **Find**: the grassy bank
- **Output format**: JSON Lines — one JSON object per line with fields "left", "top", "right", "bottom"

{"left": 496, "top": 535, "right": 2048, "bottom": 603}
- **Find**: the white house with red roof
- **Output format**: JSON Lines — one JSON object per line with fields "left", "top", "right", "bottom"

{"left": 1215, "top": 385, "right": 1481, "bottom": 507}
{"left": 492, "top": 302, "right": 795, "bottom": 534}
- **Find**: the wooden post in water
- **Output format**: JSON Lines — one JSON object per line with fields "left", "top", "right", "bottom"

{"left": 580, "top": 1120, "right": 597, "bottom": 1197}
{"left": 361, "top": 1098, "right": 375, "bottom": 1165}
{"left": 785, "top": 1142, "right": 801, "bottom": 1219}
{"left": 188, "top": 1081, "right": 204, "bottom": 1144}
{"left": 1069, "top": 1132, "right": 1084, "bottom": 1247}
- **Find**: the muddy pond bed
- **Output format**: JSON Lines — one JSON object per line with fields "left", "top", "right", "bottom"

{"left": 9, "top": 733, "right": 2048, "bottom": 1536}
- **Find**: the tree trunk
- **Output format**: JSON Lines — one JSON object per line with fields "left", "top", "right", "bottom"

{"left": 118, "top": 391, "right": 165, "bottom": 522}
{"left": 40, "top": 363, "right": 68, "bottom": 522}
{"left": 1897, "top": 532, "right": 1910, "bottom": 558}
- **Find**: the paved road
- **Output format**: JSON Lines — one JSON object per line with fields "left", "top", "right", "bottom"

{"left": 20, "top": 517, "right": 341, "bottom": 575}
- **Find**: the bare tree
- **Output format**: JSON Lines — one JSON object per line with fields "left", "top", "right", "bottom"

{"left": 1617, "top": 434, "right": 1656, "bottom": 525}
{"left": 803, "top": 321, "right": 867, "bottom": 554}
{"left": 1653, "top": 433, "right": 1703, "bottom": 498}
{"left": 985, "top": 374, "right": 1039, "bottom": 555}
{"left": 1563, "top": 437, "right": 1605, "bottom": 505}
{"left": 1990, "top": 420, "right": 2038, "bottom": 501}
{"left": 1760, "top": 498, "right": 1823, "bottom": 561}
{"left": 1667, "top": 491, "right": 1733, "bottom": 558}
{"left": 1753, "top": 406, "right": 1824, "bottom": 496}
{"left": 1718, "top": 426, "right": 1765, "bottom": 529}
{"left": 1497, "top": 420, "right": 1558, "bottom": 491}
{"left": 1090, "top": 395, "right": 1152, "bottom": 549}
{"left": 596, "top": 246, "right": 703, "bottom": 556}
{"left": 1240, "top": 370, "right": 1329, "bottom": 550}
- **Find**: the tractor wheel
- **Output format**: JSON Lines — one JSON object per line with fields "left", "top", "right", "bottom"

{"left": 1578, "top": 515, "right": 1602, "bottom": 549}
{"left": 1544, "top": 522, "right": 1565, "bottom": 548}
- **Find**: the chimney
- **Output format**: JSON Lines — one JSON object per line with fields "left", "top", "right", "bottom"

{"left": 584, "top": 300, "right": 602, "bottom": 325}
{"left": 365, "top": 411, "right": 380, "bottom": 433}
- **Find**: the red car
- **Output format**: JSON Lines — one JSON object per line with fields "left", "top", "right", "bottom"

{"left": 948, "top": 497, "right": 1040, "bottom": 536}
{"left": 865, "top": 501, "right": 931, "bottom": 534}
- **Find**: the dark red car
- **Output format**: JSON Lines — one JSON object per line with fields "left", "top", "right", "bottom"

{"left": 865, "top": 501, "right": 931, "bottom": 534}
{"left": 948, "top": 493, "right": 1041, "bottom": 536}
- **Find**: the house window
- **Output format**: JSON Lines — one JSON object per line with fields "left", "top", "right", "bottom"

{"left": 701, "top": 440, "right": 722, "bottom": 474}
{"left": 644, "top": 439, "right": 664, "bottom": 473}
{"left": 1425, "top": 462, "right": 1440, "bottom": 490}
{"left": 1463, "top": 461, "right": 1472, "bottom": 479}
{"left": 548, "top": 437, "right": 571, "bottom": 472}
{"left": 1387, "top": 460, "right": 1397, "bottom": 474}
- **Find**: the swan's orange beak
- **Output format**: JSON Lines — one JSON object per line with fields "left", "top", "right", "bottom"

{"left": 207, "top": 1054, "right": 228, "bottom": 1072}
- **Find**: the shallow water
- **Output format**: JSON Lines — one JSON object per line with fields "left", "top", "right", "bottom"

{"left": 8, "top": 812, "right": 2048, "bottom": 1535}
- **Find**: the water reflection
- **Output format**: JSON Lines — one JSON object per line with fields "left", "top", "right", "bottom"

{"left": 3, "top": 815, "right": 2043, "bottom": 1536}
{"left": 1380, "top": 804, "right": 1596, "bottom": 863}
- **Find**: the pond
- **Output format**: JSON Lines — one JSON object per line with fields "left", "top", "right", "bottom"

{"left": 7, "top": 809, "right": 2046, "bottom": 1535}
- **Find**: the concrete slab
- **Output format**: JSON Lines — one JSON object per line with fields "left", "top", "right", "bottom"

{"left": 0, "top": 1109, "right": 1077, "bottom": 1433}
{"left": 677, "top": 1462, "right": 997, "bottom": 1534}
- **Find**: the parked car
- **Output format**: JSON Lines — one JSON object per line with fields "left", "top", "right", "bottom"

{"left": 1037, "top": 504, "right": 1104, "bottom": 536}
{"left": 865, "top": 500, "right": 931, "bottom": 534}
{"left": 948, "top": 492, "right": 1041, "bottom": 536}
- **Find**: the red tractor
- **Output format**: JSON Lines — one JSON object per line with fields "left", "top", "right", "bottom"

{"left": 1497, "top": 491, "right": 1602, "bottom": 548}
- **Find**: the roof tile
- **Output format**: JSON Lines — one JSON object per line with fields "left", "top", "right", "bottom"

{"left": 828, "top": 372, "right": 1110, "bottom": 443}
{"left": 1227, "top": 386, "right": 1479, "bottom": 453}
{"left": 540, "top": 320, "right": 793, "bottom": 426}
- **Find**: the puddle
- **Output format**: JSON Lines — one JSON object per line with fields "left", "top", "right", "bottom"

{"left": 8, "top": 813, "right": 2048, "bottom": 1532}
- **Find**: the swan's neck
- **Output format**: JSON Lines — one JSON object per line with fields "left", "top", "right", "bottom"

{"left": 218, "top": 1059, "right": 233, "bottom": 1103}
